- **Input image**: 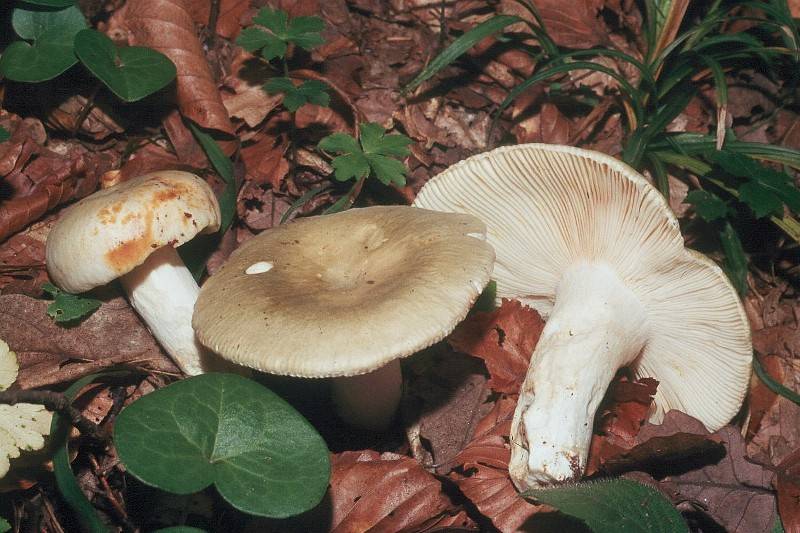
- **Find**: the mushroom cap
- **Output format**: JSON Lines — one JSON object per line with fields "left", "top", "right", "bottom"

{"left": 413, "top": 143, "right": 752, "bottom": 431}
{"left": 192, "top": 206, "right": 495, "bottom": 378}
{"left": 46, "top": 171, "right": 221, "bottom": 293}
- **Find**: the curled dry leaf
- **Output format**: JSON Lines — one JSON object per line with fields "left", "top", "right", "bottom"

{"left": 327, "top": 450, "right": 458, "bottom": 533}
{"left": 0, "top": 146, "right": 117, "bottom": 243}
{"left": 747, "top": 354, "right": 785, "bottom": 440}
{"left": 45, "top": 95, "right": 125, "bottom": 141}
{"left": 110, "top": 0, "right": 235, "bottom": 135}
{"left": 0, "top": 114, "right": 46, "bottom": 178}
{"left": 448, "top": 299, "right": 544, "bottom": 394}
{"left": 0, "top": 294, "right": 178, "bottom": 389}
{"left": 162, "top": 110, "right": 210, "bottom": 168}
{"left": 450, "top": 397, "right": 547, "bottom": 531}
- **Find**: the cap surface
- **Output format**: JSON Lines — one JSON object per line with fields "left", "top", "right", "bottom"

{"left": 413, "top": 143, "right": 752, "bottom": 431}
{"left": 46, "top": 171, "right": 221, "bottom": 293}
{"left": 193, "top": 206, "right": 495, "bottom": 377}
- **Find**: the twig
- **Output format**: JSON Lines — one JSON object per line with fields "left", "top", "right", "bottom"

{"left": 71, "top": 83, "right": 101, "bottom": 138}
{"left": 0, "top": 389, "right": 102, "bottom": 439}
{"left": 207, "top": 0, "right": 221, "bottom": 44}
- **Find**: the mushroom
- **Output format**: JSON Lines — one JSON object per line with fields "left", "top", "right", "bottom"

{"left": 46, "top": 171, "right": 226, "bottom": 376}
{"left": 412, "top": 144, "right": 752, "bottom": 490}
{"left": 192, "top": 205, "right": 495, "bottom": 431}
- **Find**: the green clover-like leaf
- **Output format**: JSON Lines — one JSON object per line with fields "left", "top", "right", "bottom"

{"left": 319, "top": 123, "right": 411, "bottom": 186}
{"left": 114, "top": 373, "right": 331, "bottom": 518}
{"left": 74, "top": 29, "right": 176, "bottom": 102}
{"left": 685, "top": 190, "right": 731, "bottom": 222}
{"left": 711, "top": 150, "right": 800, "bottom": 218}
{"left": 239, "top": 7, "right": 324, "bottom": 61}
{"left": 42, "top": 282, "right": 101, "bottom": 324}
{"left": 0, "top": 5, "right": 86, "bottom": 83}
{"left": 264, "top": 77, "right": 329, "bottom": 112}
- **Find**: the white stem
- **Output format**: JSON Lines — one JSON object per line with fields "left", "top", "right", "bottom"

{"left": 120, "top": 246, "right": 226, "bottom": 376}
{"left": 331, "top": 359, "right": 402, "bottom": 432}
{"left": 509, "top": 261, "right": 649, "bottom": 490}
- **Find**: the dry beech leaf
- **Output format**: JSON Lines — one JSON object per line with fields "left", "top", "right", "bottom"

{"left": 747, "top": 354, "right": 785, "bottom": 440}
{"left": 0, "top": 217, "right": 52, "bottom": 296}
{"left": 0, "top": 147, "right": 116, "bottom": 243}
{"left": 0, "top": 294, "right": 178, "bottom": 389}
{"left": 500, "top": 0, "right": 608, "bottom": 49}
{"left": 448, "top": 299, "right": 544, "bottom": 394}
{"left": 162, "top": 110, "right": 209, "bottom": 168}
{"left": 450, "top": 397, "right": 547, "bottom": 531}
{"left": 585, "top": 376, "right": 659, "bottom": 475}
{"left": 775, "top": 448, "right": 800, "bottom": 533}
{"left": 643, "top": 411, "right": 777, "bottom": 533}
{"left": 112, "top": 0, "right": 235, "bottom": 135}
{"left": 327, "top": 450, "right": 457, "bottom": 532}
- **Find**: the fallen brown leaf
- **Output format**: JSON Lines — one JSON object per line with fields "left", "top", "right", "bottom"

{"left": 775, "top": 448, "right": 800, "bottom": 533}
{"left": 0, "top": 146, "right": 116, "bottom": 243}
{"left": 184, "top": 0, "right": 249, "bottom": 39}
{"left": 645, "top": 411, "right": 777, "bottom": 533}
{"left": 111, "top": 0, "right": 235, "bottom": 136}
{"left": 0, "top": 294, "right": 178, "bottom": 389}
{"left": 748, "top": 355, "right": 785, "bottom": 440}
{"left": 448, "top": 299, "right": 544, "bottom": 394}
{"left": 327, "top": 450, "right": 458, "bottom": 533}
{"left": 450, "top": 397, "right": 547, "bottom": 531}
{"left": 500, "top": 0, "right": 608, "bottom": 49}
{"left": 0, "top": 217, "right": 52, "bottom": 295}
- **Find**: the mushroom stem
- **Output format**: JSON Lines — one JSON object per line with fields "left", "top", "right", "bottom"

{"left": 120, "top": 246, "right": 221, "bottom": 376}
{"left": 509, "top": 261, "right": 649, "bottom": 490}
{"left": 331, "top": 359, "right": 402, "bottom": 432}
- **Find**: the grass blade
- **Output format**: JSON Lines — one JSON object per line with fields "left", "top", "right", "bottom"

{"left": 404, "top": 15, "right": 522, "bottom": 92}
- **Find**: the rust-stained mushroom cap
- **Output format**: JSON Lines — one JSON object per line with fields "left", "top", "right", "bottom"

{"left": 193, "top": 206, "right": 495, "bottom": 377}
{"left": 46, "top": 171, "right": 220, "bottom": 293}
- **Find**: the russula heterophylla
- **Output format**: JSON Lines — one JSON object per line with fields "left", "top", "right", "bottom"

{"left": 192, "top": 205, "right": 495, "bottom": 431}
{"left": 46, "top": 171, "right": 226, "bottom": 376}
{"left": 413, "top": 144, "right": 752, "bottom": 490}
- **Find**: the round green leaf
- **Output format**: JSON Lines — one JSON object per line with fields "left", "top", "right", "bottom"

{"left": 18, "top": 0, "right": 76, "bottom": 7}
{"left": 74, "top": 29, "right": 177, "bottom": 102}
{"left": 0, "top": 5, "right": 85, "bottom": 82}
{"left": 114, "top": 373, "right": 330, "bottom": 518}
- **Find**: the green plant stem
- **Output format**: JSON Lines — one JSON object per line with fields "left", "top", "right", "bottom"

{"left": 754, "top": 354, "right": 800, "bottom": 406}
{"left": 71, "top": 82, "right": 101, "bottom": 138}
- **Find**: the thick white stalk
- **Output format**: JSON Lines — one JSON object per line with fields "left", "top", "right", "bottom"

{"left": 331, "top": 359, "right": 402, "bottom": 432}
{"left": 120, "top": 246, "right": 224, "bottom": 376}
{"left": 509, "top": 261, "right": 649, "bottom": 490}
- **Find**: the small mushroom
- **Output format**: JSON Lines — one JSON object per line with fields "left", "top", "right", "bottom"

{"left": 413, "top": 144, "right": 752, "bottom": 489}
{"left": 46, "top": 171, "right": 225, "bottom": 375}
{"left": 192, "top": 206, "right": 495, "bottom": 431}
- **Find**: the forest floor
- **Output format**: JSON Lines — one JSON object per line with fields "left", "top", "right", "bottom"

{"left": 1, "top": 0, "right": 800, "bottom": 531}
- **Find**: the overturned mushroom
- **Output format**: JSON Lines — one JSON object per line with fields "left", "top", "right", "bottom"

{"left": 413, "top": 144, "right": 752, "bottom": 490}
{"left": 46, "top": 171, "right": 226, "bottom": 375}
{"left": 193, "top": 206, "right": 495, "bottom": 431}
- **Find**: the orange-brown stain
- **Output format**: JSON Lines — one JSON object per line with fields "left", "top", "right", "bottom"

{"left": 97, "top": 202, "right": 124, "bottom": 225}
{"left": 152, "top": 181, "right": 190, "bottom": 204}
{"left": 104, "top": 211, "right": 155, "bottom": 273}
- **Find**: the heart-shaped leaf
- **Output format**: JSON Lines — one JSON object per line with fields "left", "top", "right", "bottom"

{"left": 74, "top": 29, "right": 176, "bottom": 102}
{"left": 525, "top": 478, "right": 688, "bottom": 533}
{"left": 17, "top": 0, "right": 75, "bottom": 6}
{"left": 0, "top": 5, "right": 86, "bottom": 82}
{"left": 114, "top": 373, "right": 330, "bottom": 518}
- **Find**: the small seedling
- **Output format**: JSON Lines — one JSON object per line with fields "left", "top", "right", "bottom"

{"left": 41, "top": 282, "right": 101, "bottom": 323}
{"left": 318, "top": 122, "right": 413, "bottom": 187}
{"left": 114, "top": 373, "right": 330, "bottom": 519}
{"left": 237, "top": 7, "right": 329, "bottom": 113}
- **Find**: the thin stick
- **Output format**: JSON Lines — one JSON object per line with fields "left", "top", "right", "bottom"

{"left": 0, "top": 389, "right": 102, "bottom": 439}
